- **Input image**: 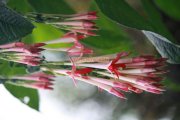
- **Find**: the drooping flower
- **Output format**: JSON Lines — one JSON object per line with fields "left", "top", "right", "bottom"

{"left": 43, "top": 32, "right": 93, "bottom": 57}
{"left": 67, "top": 52, "right": 167, "bottom": 78}
{"left": 26, "top": 11, "right": 98, "bottom": 36}
{"left": 41, "top": 67, "right": 126, "bottom": 99}
{"left": 64, "top": 11, "right": 98, "bottom": 21}
{"left": 8, "top": 72, "right": 54, "bottom": 90}
{"left": 0, "top": 42, "right": 25, "bottom": 49}
{"left": 41, "top": 32, "right": 94, "bottom": 86}
{"left": 0, "top": 42, "right": 45, "bottom": 54}
{"left": 44, "top": 32, "right": 86, "bottom": 44}
{"left": 0, "top": 42, "right": 45, "bottom": 66}
{"left": 44, "top": 52, "right": 167, "bottom": 99}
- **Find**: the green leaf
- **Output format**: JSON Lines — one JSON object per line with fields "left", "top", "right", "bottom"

{"left": 95, "top": 0, "right": 175, "bottom": 42}
{"left": 95, "top": 0, "right": 152, "bottom": 31}
{"left": 7, "top": 0, "right": 34, "bottom": 13}
{"left": 154, "top": 0, "right": 180, "bottom": 20}
{"left": 83, "top": 30, "right": 133, "bottom": 54}
{"left": 141, "top": 0, "right": 180, "bottom": 64}
{"left": 5, "top": 84, "right": 39, "bottom": 110}
{"left": 23, "top": 23, "right": 64, "bottom": 48}
{"left": 95, "top": 0, "right": 180, "bottom": 63}
{"left": 28, "top": 0, "right": 74, "bottom": 14}
{"left": 163, "top": 78, "right": 180, "bottom": 91}
{"left": 0, "top": 61, "right": 39, "bottom": 110}
{"left": 0, "top": 3, "right": 34, "bottom": 44}
{"left": 143, "top": 30, "right": 180, "bottom": 64}
{"left": 141, "top": 0, "right": 175, "bottom": 43}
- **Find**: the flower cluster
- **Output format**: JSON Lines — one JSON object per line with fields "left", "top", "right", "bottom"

{"left": 42, "top": 52, "right": 167, "bottom": 99}
{"left": 0, "top": 32, "right": 93, "bottom": 67}
{"left": 26, "top": 11, "right": 98, "bottom": 36}
{"left": 0, "top": 11, "right": 168, "bottom": 99}
{"left": 0, "top": 42, "right": 45, "bottom": 66}
{"left": 7, "top": 72, "right": 54, "bottom": 90}
{"left": 4, "top": 12, "right": 97, "bottom": 66}
{"left": 0, "top": 11, "right": 97, "bottom": 90}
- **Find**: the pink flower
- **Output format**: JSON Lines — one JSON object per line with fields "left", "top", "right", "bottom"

{"left": 44, "top": 32, "right": 86, "bottom": 44}
{"left": 43, "top": 44, "right": 93, "bottom": 57}
{"left": 10, "top": 72, "right": 54, "bottom": 90}
{"left": 43, "top": 32, "right": 93, "bottom": 57}
{"left": 0, "top": 42, "right": 45, "bottom": 54}
{"left": 27, "top": 11, "right": 98, "bottom": 36}
{"left": 46, "top": 52, "right": 167, "bottom": 99}
{"left": 67, "top": 41, "right": 93, "bottom": 57}
{"left": 44, "top": 68, "right": 125, "bottom": 99}
{"left": 45, "top": 68, "right": 126, "bottom": 99}
{"left": 73, "top": 52, "right": 167, "bottom": 78}
{"left": 13, "top": 59, "right": 40, "bottom": 66}
{"left": 65, "top": 11, "right": 98, "bottom": 21}
{"left": 0, "top": 42, "right": 25, "bottom": 49}
{"left": 53, "top": 21, "right": 95, "bottom": 29}
{"left": 0, "top": 42, "right": 45, "bottom": 66}
{"left": 107, "top": 52, "right": 129, "bottom": 77}
{"left": 27, "top": 43, "right": 46, "bottom": 54}
{"left": 23, "top": 82, "right": 54, "bottom": 90}
{"left": 70, "top": 29, "right": 97, "bottom": 36}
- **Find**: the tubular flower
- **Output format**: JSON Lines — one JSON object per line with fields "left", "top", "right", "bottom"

{"left": 0, "top": 42, "right": 45, "bottom": 66}
{"left": 44, "top": 32, "right": 86, "bottom": 44}
{"left": 26, "top": 11, "right": 98, "bottom": 36}
{"left": 44, "top": 52, "right": 167, "bottom": 99}
{"left": 69, "top": 52, "right": 167, "bottom": 77}
{"left": 43, "top": 32, "right": 93, "bottom": 57}
{"left": 8, "top": 72, "right": 54, "bottom": 90}
{"left": 41, "top": 32, "right": 93, "bottom": 85}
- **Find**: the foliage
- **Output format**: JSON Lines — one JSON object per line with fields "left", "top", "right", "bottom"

{"left": 0, "top": 3, "right": 34, "bottom": 44}
{"left": 95, "top": 0, "right": 180, "bottom": 63}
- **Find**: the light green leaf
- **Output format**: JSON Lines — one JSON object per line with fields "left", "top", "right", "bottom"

{"left": 5, "top": 84, "right": 39, "bottom": 110}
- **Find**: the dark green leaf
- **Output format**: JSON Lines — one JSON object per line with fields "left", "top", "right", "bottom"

{"left": 141, "top": 0, "right": 175, "bottom": 43}
{"left": 163, "top": 78, "right": 180, "bottom": 91}
{"left": 95, "top": 0, "right": 180, "bottom": 63}
{"left": 7, "top": 0, "right": 34, "bottom": 13}
{"left": 28, "top": 0, "right": 74, "bottom": 14}
{"left": 95, "top": 0, "right": 152, "bottom": 31}
{"left": 95, "top": 0, "right": 176, "bottom": 42}
{"left": 0, "top": 3, "right": 34, "bottom": 44}
{"left": 83, "top": 30, "right": 133, "bottom": 54}
{"left": 154, "top": 0, "right": 180, "bottom": 20}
